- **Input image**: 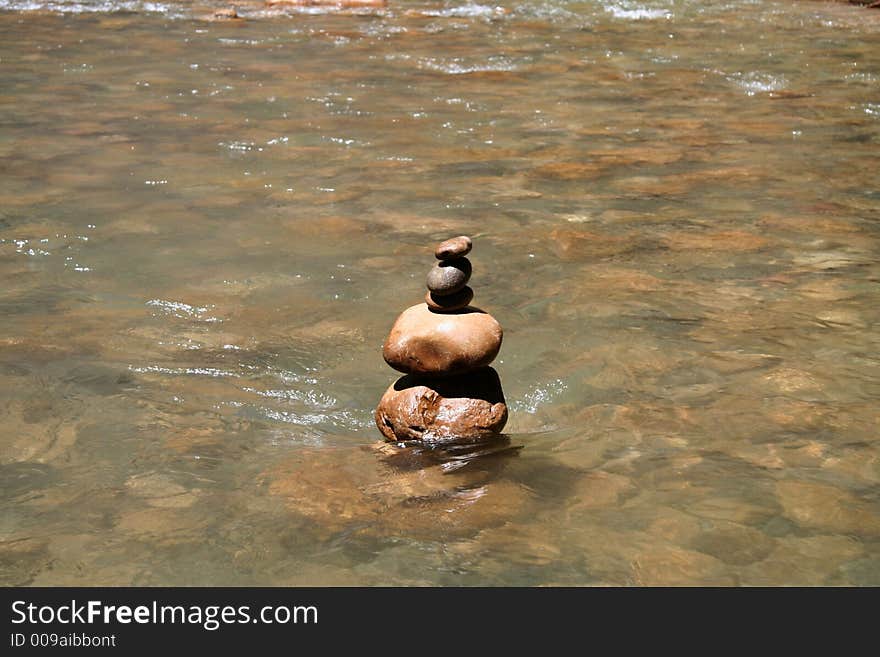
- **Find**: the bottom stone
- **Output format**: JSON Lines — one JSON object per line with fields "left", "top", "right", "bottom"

{"left": 375, "top": 367, "right": 507, "bottom": 443}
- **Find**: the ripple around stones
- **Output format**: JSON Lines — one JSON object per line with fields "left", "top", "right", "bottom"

{"left": 425, "top": 286, "right": 473, "bottom": 312}
{"left": 375, "top": 367, "right": 508, "bottom": 442}
{"left": 435, "top": 235, "right": 472, "bottom": 260}
{"left": 382, "top": 303, "right": 502, "bottom": 375}
{"left": 426, "top": 257, "right": 472, "bottom": 296}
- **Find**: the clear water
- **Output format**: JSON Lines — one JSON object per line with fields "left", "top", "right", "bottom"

{"left": 1, "top": 0, "right": 879, "bottom": 586}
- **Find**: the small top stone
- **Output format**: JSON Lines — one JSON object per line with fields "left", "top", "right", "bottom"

{"left": 434, "top": 235, "right": 472, "bottom": 260}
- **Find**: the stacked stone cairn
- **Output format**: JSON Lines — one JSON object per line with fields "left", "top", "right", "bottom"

{"left": 375, "top": 236, "right": 508, "bottom": 443}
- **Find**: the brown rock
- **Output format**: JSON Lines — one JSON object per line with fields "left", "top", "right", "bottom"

{"left": 114, "top": 508, "right": 208, "bottom": 544}
{"left": 375, "top": 368, "right": 508, "bottom": 442}
{"left": 434, "top": 235, "right": 472, "bottom": 260}
{"left": 425, "top": 286, "right": 473, "bottom": 312}
{"left": 426, "top": 257, "right": 471, "bottom": 296}
{"left": 266, "top": 0, "right": 386, "bottom": 7}
{"left": 568, "top": 471, "right": 635, "bottom": 511}
{"left": 261, "top": 450, "right": 382, "bottom": 530}
{"left": 0, "top": 536, "right": 51, "bottom": 586}
{"left": 661, "top": 229, "right": 769, "bottom": 252}
{"left": 530, "top": 161, "right": 602, "bottom": 180}
{"left": 630, "top": 545, "right": 734, "bottom": 586}
{"left": 549, "top": 228, "right": 632, "bottom": 261}
{"left": 776, "top": 480, "right": 880, "bottom": 536}
{"left": 382, "top": 303, "right": 502, "bottom": 375}
{"left": 740, "top": 534, "right": 864, "bottom": 586}
{"left": 212, "top": 7, "right": 240, "bottom": 19}
{"left": 689, "top": 522, "right": 777, "bottom": 566}
{"left": 454, "top": 521, "right": 560, "bottom": 567}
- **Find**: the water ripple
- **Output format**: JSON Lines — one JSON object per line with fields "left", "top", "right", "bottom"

{"left": 605, "top": 2, "right": 673, "bottom": 21}
{"left": 146, "top": 299, "right": 221, "bottom": 323}
{"left": 417, "top": 55, "right": 524, "bottom": 75}
{"left": 0, "top": 0, "right": 182, "bottom": 16}
{"left": 510, "top": 379, "right": 569, "bottom": 414}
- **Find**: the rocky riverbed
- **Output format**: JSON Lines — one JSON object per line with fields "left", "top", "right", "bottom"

{"left": 1, "top": 0, "right": 879, "bottom": 585}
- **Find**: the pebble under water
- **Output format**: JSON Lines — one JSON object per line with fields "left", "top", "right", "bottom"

{"left": 1, "top": 0, "right": 879, "bottom": 585}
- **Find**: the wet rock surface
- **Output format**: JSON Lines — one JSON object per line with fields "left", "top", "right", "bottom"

{"left": 265, "top": 0, "right": 387, "bottom": 7}
{"left": 377, "top": 237, "right": 507, "bottom": 443}
{"left": 375, "top": 367, "right": 508, "bottom": 442}
{"left": 382, "top": 303, "right": 502, "bottom": 376}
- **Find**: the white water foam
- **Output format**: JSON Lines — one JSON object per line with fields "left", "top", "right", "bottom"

{"left": 0, "top": 0, "right": 182, "bottom": 16}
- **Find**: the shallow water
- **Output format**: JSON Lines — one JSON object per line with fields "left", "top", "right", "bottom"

{"left": 1, "top": 0, "right": 879, "bottom": 586}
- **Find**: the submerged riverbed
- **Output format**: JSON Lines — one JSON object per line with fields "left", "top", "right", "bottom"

{"left": 1, "top": 0, "right": 879, "bottom": 585}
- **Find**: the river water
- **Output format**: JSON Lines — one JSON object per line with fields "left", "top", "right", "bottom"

{"left": 1, "top": 0, "right": 879, "bottom": 586}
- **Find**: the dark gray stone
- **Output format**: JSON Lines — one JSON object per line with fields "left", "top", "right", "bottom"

{"left": 425, "top": 286, "right": 473, "bottom": 312}
{"left": 426, "top": 257, "right": 471, "bottom": 296}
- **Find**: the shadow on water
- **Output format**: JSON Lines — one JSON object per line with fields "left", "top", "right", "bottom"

{"left": 377, "top": 433, "right": 523, "bottom": 474}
